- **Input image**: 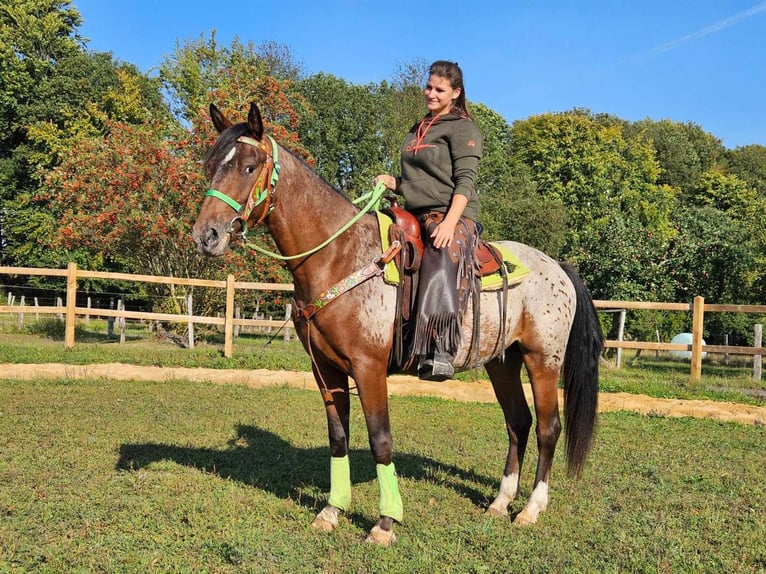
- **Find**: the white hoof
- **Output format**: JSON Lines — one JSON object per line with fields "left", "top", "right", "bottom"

{"left": 365, "top": 524, "right": 397, "bottom": 546}
{"left": 311, "top": 506, "right": 340, "bottom": 532}
{"left": 512, "top": 508, "right": 538, "bottom": 526}
{"left": 513, "top": 481, "right": 548, "bottom": 527}
{"left": 486, "top": 503, "right": 509, "bottom": 518}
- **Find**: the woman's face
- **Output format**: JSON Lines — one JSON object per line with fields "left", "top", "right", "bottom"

{"left": 424, "top": 74, "right": 460, "bottom": 116}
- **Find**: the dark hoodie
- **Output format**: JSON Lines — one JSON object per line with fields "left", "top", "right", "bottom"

{"left": 398, "top": 113, "right": 483, "bottom": 222}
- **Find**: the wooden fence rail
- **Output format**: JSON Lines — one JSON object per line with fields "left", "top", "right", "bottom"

{"left": 2, "top": 264, "right": 764, "bottom": 382}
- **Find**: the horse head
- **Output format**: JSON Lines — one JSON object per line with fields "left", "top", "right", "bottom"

{"left": 192, "top": 102, "right": 279, "bottom": 256}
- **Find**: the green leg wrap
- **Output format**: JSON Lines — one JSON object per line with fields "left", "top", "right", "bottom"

{"left": 328, "top": 455, "right": 351, "bottom": 510}
{"left": 376, "top": 462, "right": 404, "bottom": 523}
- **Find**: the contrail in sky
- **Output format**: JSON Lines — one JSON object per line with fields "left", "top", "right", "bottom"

{"left": 616, "top": 1, "right": 766, "bottom": 65}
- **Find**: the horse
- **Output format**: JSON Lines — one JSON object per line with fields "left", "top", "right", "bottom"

{"left": 192, "top": 102, "right": 603, "bottom": 546}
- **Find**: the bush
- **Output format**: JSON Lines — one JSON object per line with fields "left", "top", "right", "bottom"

{"left": 25, "top": 318, "right": 86, "bottom": 340}
{"left": 26, "top": 318, "right": 66, "bottom": 339}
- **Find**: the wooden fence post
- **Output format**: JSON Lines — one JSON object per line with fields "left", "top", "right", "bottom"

{"left": 65, "top": 262, "right": 77, "bottom": 349}
{"left": 118, "top": 297, "right": 126, "bottom": 344}
{"left": 755, "top": 324, "right": 762, "bottom": 382}
{"left": 283, "top": 303, "right": 292, "bottom": 342}
{"left": 186, "top": 293, "right": 195, "bottom": 349}
{"left": 18, "top": 296, "right": 25, "bottom": 329}
{"left": 616, "top": 309, "right": 625, "bottom": 368}
{"left": 689, "top": 295, "right": 704, "bottom": 384}
{"left": 224, "top": 274, "right": 235, "bottom": 358}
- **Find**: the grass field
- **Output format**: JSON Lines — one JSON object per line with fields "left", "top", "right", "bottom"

{"left": 1, "top": 318, "right": 764, "bottom": 406}
{"left": 0, "top": 378, "right": 764, "bottom": 573}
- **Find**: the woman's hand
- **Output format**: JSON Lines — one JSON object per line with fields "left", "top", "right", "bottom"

{"left": 430, "top": 219, "right": 457, "bottom": 249}
{"left": 373, "top": 174, "right": 398, "bottom": 191}
{"left": 431, "top": 194, "right": 469, "bottom": 248}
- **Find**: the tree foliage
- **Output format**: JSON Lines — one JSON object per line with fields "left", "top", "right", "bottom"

{"left": 725, "top": 144, "right": 766, "bottom": 197}
{"left": 295, "top": 73, "right": 385, "bottom": 194}
{"left": 0, "top": 0, "right": 172, "bottom": 268}
{"left": 470, "top": 103, "right": 568, "bottom": 254}
{"left": 3, "top": 3, "right": 765, "bottom": 343}
{"left": 41, "top": 118, "right": 290, "bottom": 313}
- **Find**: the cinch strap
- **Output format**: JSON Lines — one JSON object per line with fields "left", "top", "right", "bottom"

{"left": 376, "top": 462, "right": 403, "bottom": 523}
{"left": 328, "top": 455, "right": 352, "bottom": 510}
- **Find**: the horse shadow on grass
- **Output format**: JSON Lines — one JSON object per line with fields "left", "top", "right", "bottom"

{"left": 117, "top": 424, "right": 499, "bottom": 528}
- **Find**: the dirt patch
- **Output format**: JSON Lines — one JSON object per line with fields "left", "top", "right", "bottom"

{"left": 2, "top": 362, "right": 764, "bottom": 426}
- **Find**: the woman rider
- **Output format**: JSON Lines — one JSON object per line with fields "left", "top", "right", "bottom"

{"left": 375, "top": 60, "right": 483, "bottom": 381}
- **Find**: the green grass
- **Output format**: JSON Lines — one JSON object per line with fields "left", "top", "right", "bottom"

{"left": 0, "top": 326, "right": 313, "bottom": 371}
{"left": 2, "top": 318, "right": 764, "bottom": 406}
{"left": 0, "top": 379, "right": 763, "bottom": 573}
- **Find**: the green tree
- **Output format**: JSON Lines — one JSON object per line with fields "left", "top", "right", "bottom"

{"left": 296, "top": 73, "right": 385, "bottom": 194}
{"left": 159, "top": 32, "right": 304, "bottom": 125}
{"left": 628, "top": 119, "right": 726, "bottom": 193}
{"left": 509, "top": 110, "right": 675, "bottom": 248}
{"left": 665, "top": 206, "right": 754, "bottom": 307}
{"left": 687, "top": 169, "right": 766, "bottom": 304}
{"left": 0, "top": 0, "right": 83, "bottom": 194}
{"left": 471, "top": 103, "right": 567, "bottom": 254}
{"left": 569, "top": 209, "right": 673, "bottom": 301}
{"left": 377, "top": 59, "right": 429, "bottom": 174}
{"left": 0, "top": 0, "right": 171, "bottom": 268}
{"left": 725, "top": 144, "right": 766, "bottom": 197}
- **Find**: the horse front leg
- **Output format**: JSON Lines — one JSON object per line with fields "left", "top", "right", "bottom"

{"left": 357, "top": 369, "right": 402, "bottom": 547}
{"left": 310, "top": 367, "right": 351, "bottom": 533}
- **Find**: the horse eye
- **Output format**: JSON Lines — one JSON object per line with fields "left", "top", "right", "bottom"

{"left": 245, "top": 165, "right": 257, "bottom": 174}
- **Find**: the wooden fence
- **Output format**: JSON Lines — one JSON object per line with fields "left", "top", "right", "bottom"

{"left": 1, "top": 263, "right": 764, "bottom": 382}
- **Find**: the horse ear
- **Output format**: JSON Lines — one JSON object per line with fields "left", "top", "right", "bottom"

{"left": 247, "top": 102, "right": 264, "bottom": 140}
{"left": 210, "top": 103, "right": 232, "bottom": 133}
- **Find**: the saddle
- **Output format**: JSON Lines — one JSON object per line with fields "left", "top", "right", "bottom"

{"left": 383, "top": 204, "right": 506, "bottom": 292}
{"left": 380, "top": 205, "right": 520, "bottom": 373}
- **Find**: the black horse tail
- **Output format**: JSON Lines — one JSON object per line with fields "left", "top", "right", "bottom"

{"left": 560, "top": 262, "right": 603, "bottom": 478}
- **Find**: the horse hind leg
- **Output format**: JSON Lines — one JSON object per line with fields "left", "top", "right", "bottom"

{"left": 513, "top": 352, "right": 562, "bottom": 527}
{"left": 485, "top": 345, "right": 533, "bottom": 518}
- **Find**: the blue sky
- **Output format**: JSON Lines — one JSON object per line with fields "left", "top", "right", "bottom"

{"left": 74, "top": 0, "right": 766, "bottom": 149}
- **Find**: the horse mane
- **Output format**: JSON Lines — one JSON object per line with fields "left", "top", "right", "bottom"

{"left": 204, "top": 122, "right": 353, "bottom": 204}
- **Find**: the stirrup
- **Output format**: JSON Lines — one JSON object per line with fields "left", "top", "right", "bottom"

{"left": 417, "top": 352, "right": 455, "bottom": 381}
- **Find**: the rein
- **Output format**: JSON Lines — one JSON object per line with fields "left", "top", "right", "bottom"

{"left": 242, "top": 181, "right": 389, "bottom": 261}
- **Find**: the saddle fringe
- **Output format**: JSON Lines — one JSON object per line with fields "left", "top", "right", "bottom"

{"left": 413, "top": 312, "right": 462, "bottom": 356}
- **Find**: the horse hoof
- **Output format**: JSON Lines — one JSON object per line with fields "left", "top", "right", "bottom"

{"left": 311, "top": 506, "right": 339, "bottom": 532}
{"left": 365, "top": 525, "right": 397, "bottom": 547}
{"left": 512, "top": 509, "right": 537, "bottom": 527}
{"left": 311, "top": 516, "right": 335, "bottom": 532}
{"left": 486, "top": 505, "right": 508, "bottom": 518}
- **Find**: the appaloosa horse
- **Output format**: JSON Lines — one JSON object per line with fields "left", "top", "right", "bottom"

{"left": 192, "top": 103, "right": 602, "bottom": 545}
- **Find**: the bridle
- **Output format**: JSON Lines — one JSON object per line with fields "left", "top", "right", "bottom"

{"left": 205, "top": 134, "right": 280, "bottom": 237}
{"left": 203, "top": 133, "right": 389, "bottom": 261}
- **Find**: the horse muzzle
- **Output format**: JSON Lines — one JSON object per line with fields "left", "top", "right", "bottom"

{"left": 192, "top": 221, "right": 231, "bottom": 256}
